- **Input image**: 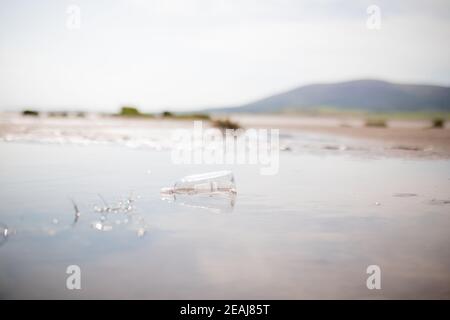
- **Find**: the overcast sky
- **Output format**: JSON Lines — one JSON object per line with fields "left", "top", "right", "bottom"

{"left": 0, "top": 0, "right": 449, "bottom": 112}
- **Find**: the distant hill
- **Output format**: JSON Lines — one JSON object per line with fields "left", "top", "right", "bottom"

{"left": 210, "top": 79, "right": 450, "bottom": 113}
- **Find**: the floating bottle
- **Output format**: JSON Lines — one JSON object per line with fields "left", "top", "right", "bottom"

{"left": 160, "top": 171, "right": 236, "bottom": 213}
{"left": 161, "top": 171, "right": 236, "bottom": 195}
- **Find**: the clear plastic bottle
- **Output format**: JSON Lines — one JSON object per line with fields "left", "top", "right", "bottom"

{"left": 161, "top": 171, "right": 236, "bottom": 195}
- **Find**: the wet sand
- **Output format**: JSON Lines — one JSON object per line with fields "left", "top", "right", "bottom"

{"left": 230, "top": 114, "right": 450, "bottom": 157}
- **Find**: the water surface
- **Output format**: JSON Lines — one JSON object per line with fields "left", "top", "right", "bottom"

{"left": 0, "top": 142, "right": 449, "bottom": 299}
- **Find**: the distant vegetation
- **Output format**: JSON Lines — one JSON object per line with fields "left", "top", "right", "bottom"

{"left": 48, "top": 111, "right": 68, "bottom": 117}
{"left": 365, "top": 117, "right": 387, "bottom": 128}
{"left": 161, "top": 111, "right": 174, "bottom": 117}
{"left": 431, "top": 117, "right": 445, "bottom": 128}
{"left": 115, "top": 107, "right": 211, "bottom": 121}
{"left": 117, "top": 106, "right": 154, "bottom": 118}
{"left": 280, "top": 107, "right": 450, "bottom": 120}
{"left": 161, "top": 110, "right": 210, "bottom": 120}
{"left": 211, "top": 118, "right": 241, "bottom": 130}
{"left": 366, "top": 111, "right": 450, "bottom": 121}
{"left": 119, "top": 106, "right": 140, "bottom": 116}
{"left": 21, "top": 109, "right": 88, "bottom": 118}
{"left": 22, "top": 109, "right": 39, "bottom": 116}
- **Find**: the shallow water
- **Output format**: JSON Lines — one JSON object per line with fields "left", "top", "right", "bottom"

{"left": 0, "top": 142, "right": 449, "bottom": 299}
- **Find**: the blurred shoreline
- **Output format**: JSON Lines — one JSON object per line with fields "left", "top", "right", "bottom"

{"left": 1, "top": 111, "right": 449, "bottom": 158}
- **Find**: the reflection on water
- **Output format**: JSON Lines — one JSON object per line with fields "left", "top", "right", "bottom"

{"left": 161, "top": 192, "right": 236, "bottom": 214}
{"left": 0, "top": 142, "right": 449, "bottom": 299}
{"left": 0, "top": 223, "right": 9, "bottom": 248}
{"left": 71, "top": 199, "right": 80, "bottom": 227}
